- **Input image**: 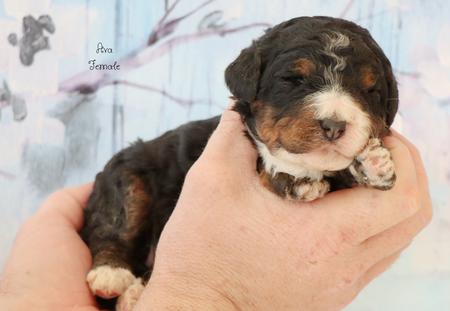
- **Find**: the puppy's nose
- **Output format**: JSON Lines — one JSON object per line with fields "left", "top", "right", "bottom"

{"left": 319, "top": 118, "right": 346, "bottom": 141}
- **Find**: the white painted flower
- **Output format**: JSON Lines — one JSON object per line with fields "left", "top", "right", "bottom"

{"left": 415, "top": 23, "right": 450, "bottom": 100}
{"left": 1, "top": 1, "right": 97, "bottom": 95}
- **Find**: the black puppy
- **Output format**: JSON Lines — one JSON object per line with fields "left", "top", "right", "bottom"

{"left": 81, "top": 16, "right": 398, "bottom": 310}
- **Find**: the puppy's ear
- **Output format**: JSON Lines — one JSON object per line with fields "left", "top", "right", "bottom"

{"left": 225, "top": 43, "right": 261, "bottom": 104}
{"left": 383, "top": 63, "right": 398, "bottom": 126}
{"left": 370, "top": 50, "right": 398, "bottom": 126}
{"left": 357, "top": 29, "right": 398, "bottom": 126}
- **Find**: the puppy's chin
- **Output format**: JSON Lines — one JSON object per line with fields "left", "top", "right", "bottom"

{"left": 258, "top": 126, "right": 370, "bottom": 177}
{"left": 278, "top": 129, "right": 370, "bottom": 172}
{"left": 273, "top": 145, "right": 353, "bottom": 172}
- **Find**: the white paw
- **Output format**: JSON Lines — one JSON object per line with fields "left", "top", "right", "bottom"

{"left": 292, "top": 179, "right": 330, "bottom": 201}
{"left": 116, "top": 278, "right": 145, "bottom": 311}
{"left": 350, "top": 138, "right": 396, "bottom": 189}
{"left": 86, "top": 265, "right": 136, "bottom": 299}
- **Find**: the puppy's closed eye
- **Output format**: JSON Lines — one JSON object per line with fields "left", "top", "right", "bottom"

{"left": 282, "top": 74, "right": 307, "bottom": 85}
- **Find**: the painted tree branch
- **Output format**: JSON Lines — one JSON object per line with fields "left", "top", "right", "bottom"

{"left": 59, "top": 22, "right": 269, "bottom": 95}
{"left": 339, "top": 0, "right": 355, "bottom": 18}
{"left": 0, "top": 169, "right": 16, "bottom": 180}
{"left": 111, "top": 79, "right": 196, "bottom": 106}
{"left": 2, "top": 0, "right": 270, "bottom": 114}
{"left": 148, "top": 0, "right": 214, "bottom": 45}
{"left": 59, "top": 0, "right": 269, "bottom": 95}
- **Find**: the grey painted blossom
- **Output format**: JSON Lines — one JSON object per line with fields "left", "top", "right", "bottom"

{"left": 8, "top": 14, "right": 55, "bottom": 66}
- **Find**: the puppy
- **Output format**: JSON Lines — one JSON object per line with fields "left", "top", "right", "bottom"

{"left": 81, "top": 16, "right": 398, "bottom": 310}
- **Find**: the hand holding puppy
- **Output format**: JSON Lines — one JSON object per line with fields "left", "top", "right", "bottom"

{"left": 0, "top": 184, "right": 97, "bottom": 310}
{"left": 0, "top": 109, "right": 431, "bottom": 311}
{"left": 137, "top": 109, "right": 432, "bottom": 311}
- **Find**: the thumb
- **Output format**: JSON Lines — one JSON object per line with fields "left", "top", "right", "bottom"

{"left": 200, "top": 107, "right": 258, "bottom": 171}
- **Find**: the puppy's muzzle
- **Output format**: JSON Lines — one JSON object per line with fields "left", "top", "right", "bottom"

{"left": 319, "top": 118, "right": 347, "bottom": 141}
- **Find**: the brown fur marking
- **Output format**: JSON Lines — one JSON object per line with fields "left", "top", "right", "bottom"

{"left": 294, "top": 58, "right": 316, "bottom": 76}
{"left": 92, "top": 175, "right": 151, "bottom": 270}
{"left": 361, "top": 66, "right": 378, "bottom": 89}
{"left": 255, "top": 105, "right": 323, "bottom": 154}
{"left": 369, "top": 115, "right": 389, "bottom": 138}
{"left": 259, "top": 170, "right": 296, "bottom": 198}
{"left": 121, "top": 175, "right": 151, "bottom": 242}
{"left": 259, "top": 170, "right": 274, "bottom": 191}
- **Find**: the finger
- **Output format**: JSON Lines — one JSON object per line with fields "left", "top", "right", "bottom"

{"left": 388, "top": 131, "right": 432, "bottom": 220}
{"left": 358, "top": 249, "right": 402, "bottom": 289}
{"left": 358, "top": 134, "right": 433, "bottom": 264}
{"left": 200, "top": 105, "right": 258, "bottom": 170}
{"left": 384, "top": 130, "right": 433, "bottom": 222}
{"left": 36, "top": 183, "right": 93, "bottom": 230}
{"left": 389, "top": 130, "right": 429, "bottom": 189}
{"left": 357, "top": 202, "right": 430, "bottom": 267}
{"left": 382, "top": 135, "right": 418, "bottom": 193}
{"left": 64, "top": 183, "right": 94, "bottom": 207}
{"left": 313, "top": 136, "right": 420, "bottom": 243}
{"left": 1, "top": 186, "right": 95, "bottom": 308}
{"left": 2, "top": 208, "right": 96, "bottom": 309}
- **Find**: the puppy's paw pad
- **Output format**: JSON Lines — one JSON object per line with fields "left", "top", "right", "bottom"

{"left": 292, "top": 179, "right": 330, "bottom": 202}
{"left": 86, "top": 265, "right": 136, "bottom": 299}
{"left": 116, "top": 278, "right": 145, "bottom": 311}
{"left": 352, "top": 139, "right": 396, "bottom": 189}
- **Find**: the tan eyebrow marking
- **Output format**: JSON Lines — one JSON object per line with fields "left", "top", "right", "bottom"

{"left": 294, "top": 58, "right": 316, "bottom": 76}
{"left": 361, "top": 66, "right": 378, "bottom": 89}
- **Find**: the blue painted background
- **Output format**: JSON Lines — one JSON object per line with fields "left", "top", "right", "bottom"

{"left": 1, "top": 0, "right": 449, "bottom": 309}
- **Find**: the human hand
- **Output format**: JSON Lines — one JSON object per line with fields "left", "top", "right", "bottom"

{"left": 0, "top": 184, "right": 97, "bottom": 311}
{"left": 136, "top": 109, "right": 432, "bottom": 311}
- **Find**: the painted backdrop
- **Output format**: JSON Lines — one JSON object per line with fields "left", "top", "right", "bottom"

{"left": 0, "top": 0, "right": 449, "bottom": 310}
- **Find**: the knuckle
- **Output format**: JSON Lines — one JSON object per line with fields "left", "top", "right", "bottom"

{"left": 17, "top": 216, "right": 39, "bottom": 237}
{"left": 44, "top": 189, "right": 74, "bottom": 206}
{"left": 400, "top": 194, "right": 419, "bottom": 215}
{"left": 185, "top": 160, "right": 230, "bottom": 194}
{"left": 185, "top": 163, "right": 207, "bottom": 184}
{"left": 220, "top": 110, "right": 241, "bottom": 123}
{"left": 338, "top": 264, "right": 363, "bottom": 288}
{"left": 42, "top": 190, "right": 59, "bottom": 202}
{"left": 403, "top": 183, "right": 419, "bottom": 199}
{"left": 408, "top": 142, "right": 420, "bottom": 158}
{"left": 323, "top": 224, "right": 359, "bottom": 255}
{"left": 421, "top": 204, "right": 433, "bottom": 227}
{"left": 309, "top": 235, "right": 341, "bottom": 259}
{"left": 337, "top": 225, "right": 359, "bottom": 246}
{"left": 185, "top": 161, "right": 200, "bottom": 178}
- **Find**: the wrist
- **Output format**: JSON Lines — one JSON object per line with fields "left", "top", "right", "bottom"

{"left": 136, "top": 272, "right": 239, "bottom": 310}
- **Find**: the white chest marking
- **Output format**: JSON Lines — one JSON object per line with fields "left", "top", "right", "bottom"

{"left": 256, "top": 141, "right": 324, "bottom": 181}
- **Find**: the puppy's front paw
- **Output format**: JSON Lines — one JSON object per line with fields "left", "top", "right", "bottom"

{"left": 86, "top": 265, "right": 136, "bottom": 299}
{"left": 260, "top": 171, "right": 330, "bottom": 201}
{"left": 350, "top": 138, "right": 396, "bottom": 190}
{"left": 291, "top": 179, "right": 330, "bottom": 201}
{"left": 117, "top": 278, "right": 145, "bottom": 311}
